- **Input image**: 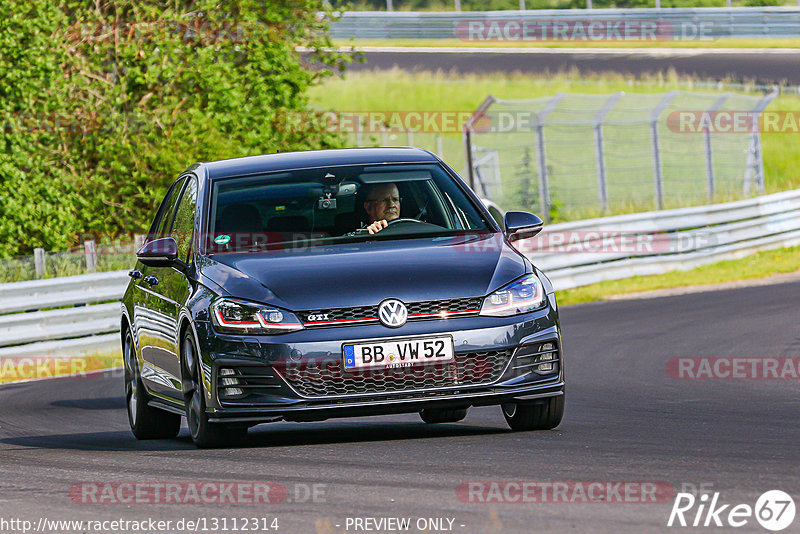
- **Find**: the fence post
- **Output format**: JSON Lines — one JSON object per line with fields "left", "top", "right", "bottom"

{"left": 355, "top": 115, "right": 363, "bottom": 147}
{"left": 134, "top": 234, "right": 147, "bottom": 252}
{"left": 84, "top": 240, "right": 97, "bottom": 273}
{"left": 535, "top": 124, "right": 550, "bottom": 220}
{"left": 533, "top": 93, "right": 566, "bottom": 222}
{"left": 519, "top": 0, "right": 526, "bottom": 8}
{"left": 649, "top": 91, "right": 679, "bottom": 210}
{"left": 704, "top": 94, "right": 730, "bottom": 203}
{"left": 407, "top": 129, "right": 414, "bottom": 146}
{"left": 436, "top": 134, "right": 443, "bottom": 156}
{"left": 751, "top": 91, "right": 778, "bottom": 195}
{"left": 34, "top": 248, "right": 46, "bottom": 279}
{"left": 462, "top": 95, "right": 497, "bottom": 194}
{"left": 463, "top": 129, "right": 475, "bottom": 191}
{"left": 381, "top": 124, "right": 388, "bottom": 146}
{"left": 593, "top": 92, "right": 622, "bottom": 212}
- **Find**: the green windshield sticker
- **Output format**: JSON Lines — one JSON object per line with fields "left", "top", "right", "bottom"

{"left": 214, "top": 235, "right": 231, "bottom": 245}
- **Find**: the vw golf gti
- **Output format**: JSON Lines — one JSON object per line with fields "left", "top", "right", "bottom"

{"left": 121, "top": 147, "right": 565, "bottom": 447}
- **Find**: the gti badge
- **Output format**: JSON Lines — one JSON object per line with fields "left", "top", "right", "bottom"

{"left": 378, "top": 299, "right": 407, "bottom": 328}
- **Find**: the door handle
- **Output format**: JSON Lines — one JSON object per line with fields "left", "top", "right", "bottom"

{"left": 143, "top": 275, "right": 159, "bottom": 286}
{"left": 128, "top": 270, "right": 142, "bottom": 280}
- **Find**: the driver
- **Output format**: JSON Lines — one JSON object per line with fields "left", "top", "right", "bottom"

{"left": 363, "top": 182, "right": 402, "bottom": 234}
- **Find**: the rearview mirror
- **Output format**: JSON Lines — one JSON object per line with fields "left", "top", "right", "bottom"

{"left": 504, "top": 211, "right": 544, "bottom": 243}
{"left": 137, "top": 237, "right": 179, "bottom": 268}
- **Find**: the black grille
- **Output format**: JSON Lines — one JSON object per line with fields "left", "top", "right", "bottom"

{"left": 406, "top": 297, "right": 483, "bottom": 317}
{"left": 299, "top": 297, "right": 483, "bottom": 327}
{"left": 275, "top": 349, "right": 512, "bottom": 398}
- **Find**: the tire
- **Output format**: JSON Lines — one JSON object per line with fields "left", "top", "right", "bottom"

{"left": 181, "top": 331, "right": 247, "bottom": 448}
{"left": 502, "top": 394, "right": 564, "bottom": 431}
{"left": 124, "top": 329, "right": 181, "bottom": 440}
{"left": 419, "top": 407, "right": 468, "bottom": 424}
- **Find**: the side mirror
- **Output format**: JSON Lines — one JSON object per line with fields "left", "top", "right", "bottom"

{"left": 137, "top": 237, "right": 179, "bottom": 268}
{"left": 504, "top": 211, "right": 543, "bottom": 243}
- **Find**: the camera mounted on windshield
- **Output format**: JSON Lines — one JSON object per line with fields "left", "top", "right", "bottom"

{"left": 317, "top": 172, "right": 341, "bottom": 210}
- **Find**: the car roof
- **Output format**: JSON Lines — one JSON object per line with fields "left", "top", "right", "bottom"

{"left": 197, "top": 147, "right": 440, "bottom": 180}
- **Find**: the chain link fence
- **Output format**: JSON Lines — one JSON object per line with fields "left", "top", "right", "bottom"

{"left": 464, "top": 90, "right": 777, "bottom": 221}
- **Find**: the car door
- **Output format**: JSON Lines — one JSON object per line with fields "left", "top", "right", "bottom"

{"left": 136, "top": 177, "right": 186, "bottom": 399}
{"left": 139, "top": 176, "right": 199, "bottom": 401}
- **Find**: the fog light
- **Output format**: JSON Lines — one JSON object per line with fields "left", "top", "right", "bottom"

{"left": 219, "top": 368, "right": 243, "bottom": 396}
{"left": 540, "top": 342, "right": 555, "bottom": 352}
{"left": 536, "top": 352, "right": 555, "bottom": 362}
{"left": 537, "top": 362, "right": 554, "bottom": 372}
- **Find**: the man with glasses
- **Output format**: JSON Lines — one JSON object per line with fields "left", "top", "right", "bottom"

{"left": 363, "top": 182, "right": 402, "bottom": 234}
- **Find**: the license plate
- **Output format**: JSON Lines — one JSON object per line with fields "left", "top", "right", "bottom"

{"left": 343, "top": 335, "right": 454, "bottom": 371}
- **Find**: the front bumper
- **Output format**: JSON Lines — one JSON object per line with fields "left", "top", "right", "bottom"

{"left": 194, "top": 297, "right": 564, "bottom": 424}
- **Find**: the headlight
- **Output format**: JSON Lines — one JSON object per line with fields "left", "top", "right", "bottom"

{"left": 480, "top": 274, "right": 546, "bottom": 317}
{"left": 211, "top": 299, "right": 303, "bottom": 334}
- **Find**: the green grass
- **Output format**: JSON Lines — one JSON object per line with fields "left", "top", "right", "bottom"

{"left": 308, "top": 69, "right": 800, "bottom": 215}
{"left": 557, "top": 244, "right": 800, "bottom": 306}
{"left": 337, "top": 38, "right": 800, "bottom": 49}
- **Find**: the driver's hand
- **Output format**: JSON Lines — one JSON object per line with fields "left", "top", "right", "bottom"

{"left": 367, "top": 219, "right": 388, "bottom": 234}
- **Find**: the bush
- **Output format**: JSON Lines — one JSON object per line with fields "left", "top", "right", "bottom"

{"left": 0, "top": 1, "right": 351, "bottom": 258}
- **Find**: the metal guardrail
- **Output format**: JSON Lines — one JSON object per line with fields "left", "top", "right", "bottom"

{"left": 330, "top": 8, "right": 800, "bottom": 40}
{"left": 0, "top": 272, "right": 127, "bottom": 358}
{"left": 526, "top": 189, "right": 800, "bottom": 290}
{"left": 1, "top": 189, "right": 799, "bottom": 358}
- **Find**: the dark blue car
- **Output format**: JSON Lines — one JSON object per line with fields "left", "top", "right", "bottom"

{"left": 122, "top": 147, "right": 564, "bottom": 447}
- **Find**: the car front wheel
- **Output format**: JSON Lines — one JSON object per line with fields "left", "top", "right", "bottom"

{"left": 182, "top": 331, "right": 247, "bottom": 448}
{"left": 502, "top": 394, "right": 564, "bottom": 431}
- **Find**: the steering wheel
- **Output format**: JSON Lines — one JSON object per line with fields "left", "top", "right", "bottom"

{"left": 386, "top": 217, "right": 425, "bottom": 226}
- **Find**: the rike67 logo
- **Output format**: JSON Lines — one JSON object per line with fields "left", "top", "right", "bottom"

{"left": 668, "top": 490, "right": 796, "bottom": 531}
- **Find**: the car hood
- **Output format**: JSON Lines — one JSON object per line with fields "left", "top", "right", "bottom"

{"left": 199, "top": 233, "right": 529, "bottom": 311}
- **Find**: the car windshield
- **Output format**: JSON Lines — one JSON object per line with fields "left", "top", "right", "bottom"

{"left": 206, "top": 163, "right": 492, "bottom": 253}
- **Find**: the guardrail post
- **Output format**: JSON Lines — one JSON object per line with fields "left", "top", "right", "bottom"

{"left": 84, "top": 240, "right": 97, "bottom": 273}
{"left": 386, "top": 0, "right": 393, "bottom": 10}
{"left": 34, "top": 248, "right": 46, "bottom": 279}
{"left": 454, "top": 0, "right": 461, "bottom": 11}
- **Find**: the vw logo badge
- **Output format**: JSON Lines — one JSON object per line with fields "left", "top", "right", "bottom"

{"left": 378, "top": 299, "right": 407, "bottom": 328}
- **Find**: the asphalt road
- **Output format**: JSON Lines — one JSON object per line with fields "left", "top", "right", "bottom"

{"left": 1, "top": 280, "right": 799, "bottom": 533}
{"left": 352, "top": 49, "right": 800, "bottom": 85}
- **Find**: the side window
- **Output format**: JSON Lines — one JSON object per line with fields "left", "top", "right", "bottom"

{"left": 153, "top": 177, "right": 186, "bottom": 240}
{"left": 170, "top": 177, "right": 198, "bottom": 261}
{"left": 147, "top": 180, "right": 179, "bottom": 241}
